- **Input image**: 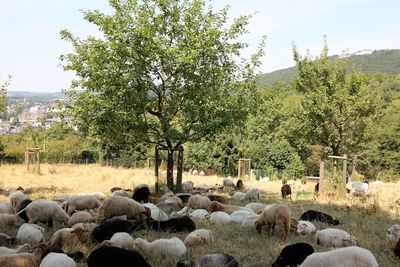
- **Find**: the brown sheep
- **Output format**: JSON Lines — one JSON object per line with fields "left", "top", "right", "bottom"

{"left": 207, "top": 201, "right": 251, "bottom": 215}
{"left": 255, "top": 203, "right": 293, "bottom": 240}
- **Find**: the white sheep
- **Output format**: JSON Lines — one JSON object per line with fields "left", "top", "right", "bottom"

{"left": 299, "top": 246, "right": 378, "bottom": 267}
{"left": 9, "top": 191, "right": 29, "bottom": 214}
{"left": 297, "top": 220, "right": 317, "bottom": 235}
{"left": 0, "top": 214, "right": 20, "bottom": 226}
{"left": 242, "top": 188, "right": 260, "bottom": 202}
{"left": 0, "top": 244, "right": 31, "bottom": 255}
{"left": 143, "top": 203, "right": 158, "bottom": 211}
{"left": 315, "top": 228, "right": 357, "bottom": 248}
{"left": 0, "top": 202, "right": 11, "bottom": 214}
{"left": 231, "top": 192, "right": 246, "bottom": 201}
{"left": 386, "top": 224, "right": 400, "bottom": 241}
{"left": 71, "top": 222, "right": 97, "bottom": 244}
{"left": 17, "top": 223, "right": 45, "bottom": 245}
{"left": 187, "top": 195, "right": 211, "bottom": 210}
{"left": 65, "top": 195, "right": 102, "bottom": 215}
{"left": 68, "top": 210, "right": 95, "bottom": 227}
{"left": 17, "top": 200, "right": 70, "bottom": 226}
{"left": 39, "top": 252, "right": 76, "bottom": 267}
{"left": 184, "top": 229, "right": 214, "bottom": 247}
{"left": 230, "top": 210, "right": 256, "bottom": 224}
{"left": 245, "top": 203, "right": 268, "bottom": 213}
{"left": 223, "top": 178, "right": 235, "bottom": 187}
{"left": 48, "top": 227, "right": 86, "bottom": 252}
{"left": 189, "top": 209, "right": 209, "bottom": 221}
{"left": 241, "top": 214, "right": 260, "bottom": 230}
{"left": 97, "top": 195, "right": 150, "bottom": 221}
{"left": 182, "top": 181, "right": 194, "bottom": 192}
{"left": 0, "top": 243, "right": 47, "bottom": 267}
{"left": 171, "top": 206, "right": 189, "bottom": 217}
{"left": 149, "top": 208, "right": 169, "bottom": 221}
{"left": 164, "top": 197, "right": 183, "bottom": 207}
{"left": 102, "top": 232, "right": 134, "bottom": 250}
{"left": 209, "top": 211, "right": 231, "bottom": 225}
{"left": 112, "top": 190, "right": 130, "bottom": 197}
{"left": 133, "top": 237, "right": 187, "bottom": 259}
{"left": 349, "top": 181, "right": 369, "bottom": 196}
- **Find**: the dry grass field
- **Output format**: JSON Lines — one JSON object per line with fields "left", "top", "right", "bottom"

{"left": 0, "top": 164, "right": 400, "bottom": 266}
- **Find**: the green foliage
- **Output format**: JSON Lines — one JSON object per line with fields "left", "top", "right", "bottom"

{"left": 0, "top": 75, "right": 11, "bottom": 118}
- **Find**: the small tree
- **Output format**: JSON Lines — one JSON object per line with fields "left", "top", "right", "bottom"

{"left": 60, "top": 0, "right": 264, "bottom": 190}
{"left": 0, "top": 75, "right": 11, "bottom": 119}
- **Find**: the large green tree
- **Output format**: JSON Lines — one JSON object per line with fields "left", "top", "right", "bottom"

{"left": 292, "top": 41, "right": 379, "bottom": 156}
{"left": 60, "top": 0, "right": 264, "bottom": 190}
{"left": 0, "top": 75, "right": 11, "bottom": 118}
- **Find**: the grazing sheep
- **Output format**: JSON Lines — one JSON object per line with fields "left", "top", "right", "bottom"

{"left": 300, "top": 210, "right": 339, "bottom": 225}
{"left": 71, "top": 223, "right": 97, "bottom": 244}
{"left": 0, "top": 202, "right": 12, "bottom": 214}
{"left": 231, "top": 192, "right": 246, "bottom": 201}
{"left": 87, "top": 246, "right": 151, "bottom": 267}
{"left": 245, "top": 203, "right": 268, "bottom": 213}
{"left": 241, "top": 215, "right": 260, "bottom": 230}
{"left": 149, "top": 208, "right": 169, "bottom": 221}
{"left": 315, "top": 228, "right": 357, "bottom": 248}
{"left": 299, "top": 246, "right": 378, "bottom": 267}
{"left": 386, "top": 224, "right": 400, "bottom": 241}
{"left": 9, "top": 191, "right": 30, "bottom": 214}
{"left": 177, "top": 253, "right": 238, "bottom": 267}
{"left": 156, "top": 201, "right": 182, "bottom": 214}
{"left": 207, "top": 201, "right": 252, "bottom": 215}
{"left": 133, "top": 237, "right": 187, "bottom": 259}
{"left": 143, "top": 203, "right": 158, "bottom": 211}
{"left": 394, "top": 238, "right": 400, "bottom": 257}
{"left": 349, "top": 181, "right": 369, "bottom": 196}
{"left": 230, "top": 210, "right": 256, "bottom": 224}
{"left": 47, "top": 227, "right": 86, "bottom": 252}
{"left": 0, "top": 214, "right": 20, "bottom": 226}
{"left": 91, "top": 218, "right": 145, "bottom": 243}
{"left": 236, "top": 179, "right": 244, "bottom": 190}
{"left": 39, "top": 252, "right": 76, "bottom": 267}
{"left": 184, "top": 229, "right": 214, "bottom": 247}
{"left": 176, "top": 193, "right": 192, "bottom": 203}
{"left": 68, "top": 210, "right": 95, "bottom": 227}
{"left": 17, "top": 223, "right": 45, "bottom": 245}
{"left": 255, "top": 204, "right": 293, "bottom": 240}
{"left": 132, "top": 187, "right": 150, "bottom": 203}
{"left": 17, "top": 199, "right": 33, "bottom": 223}
{"left": 242, "top": 188, "right": 260, "bottom": 202}
{"left": 171, "top": 206, "right": 189, "bottom": 218}
{"left": 101, "top": 232, "right": 134, "bottom": 250}
{"left": 182, "top": 181, "right": 194, "bottom": 193}
{"left": 189, "top": 209, "right": 209, "bottom": 221}
{"left": 164, "top": 197, "right": 183, "bottom": 207}
{"left": 207, "top": 195, "right": 225, "bottom": 203}
{"left": 0, "top": 244, "right": 31, "bottom": 255}
{"left": 0, "top": 233, "right": 16, "bottom": 246}
{"left": 112, "top": 190, "right": 130, "bottom": 197}
{"left": 96, "top": 195, "right": 151, "bottom": 222}
{"left": 187, "top": 195, "right": 211, "bottom": 210}
{"left": 297, "top": 221, "right": 317, "bottom": 235}
{"left": 17, "top": 200, "right": 70, "bottom": 227}
{"left": 272, "top": 243, "right": 314, "bottom": 267}
{"left": 65, "top": 195, "right": 102, "bottom": 215}
{"left": 281, "top": 184, "right": 292, "bottom": 199}
{"left": 0, "top": 243, "right": 48, "bottom": 267}
{"left": 209, "top": 211, "right": 231, "bottom": 225}
{"left": 223, "top": 178, "right": 235, "bottom": 187}
{"left": 145, "top": 216, "right": 196, "bottom": 233}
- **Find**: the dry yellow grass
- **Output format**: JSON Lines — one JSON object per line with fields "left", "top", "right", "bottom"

{"left": 0, "top": 164, "right": 400, "bottom": 266}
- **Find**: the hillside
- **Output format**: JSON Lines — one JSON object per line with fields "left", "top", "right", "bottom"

{"left": 7, "top": 91, "right": 65, "bottom": 104}
{"left": 257, "top": 49, "right": 400, "bottom": 87}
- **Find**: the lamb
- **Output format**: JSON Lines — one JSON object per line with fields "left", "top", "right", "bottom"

{"left": 133, "top": 237, "right": 187, "bottom": 259}
{"left": 39, "top": 252, "right": 76, "bottom": 267}
{"left": 223, "top": 178, "right": 235, "bottom": 187}
{"left": 245, "top": 203, "right": 268, "bottom": 213}
{"left": 187, "top": 195, "right": 211, "bottom": 210}
{"left": 132, "top": 187, "right": 150, "bottom": 203}
{"left": 145, "top": 216, "right": 196, "bottom": 232}
{"left": 315, "top": 228, "right": 357, "bottom": 247}
{"left": 241, "top": 215, "right": 260, "bottom": 230}
{"left": 17, "top": 199, "right": 33, "bottom": 223}
{"left": 101, "top": 232, "right": 134, "bottom": 250}
{"left": 230, "top": 210, "right": 256, "bottom": 224}
{"left": 272, "top": 243, "right": 314, "bottom": 267}
{"left": 242, "top": 188, "right": 260, "bottom": 202}
{"left": 65, "top": 195, "right": 102, "bottom": 215}
{"left": 68, "top": 210, "right": 95, "bottom": 227}
{"left": 386, "top": 224, "right": 400, "bottom": 241}
{"left": 300, "top": 210, "right": 339, "bottom": 225}
{"left": 297, "top": 221, "right": 317, "bottom": 235}
{"left": 0, "top": 233, "right": 16, "bottom": 246}
{"left": 0, "top": 244, "right": 31, "bottom": 255}
{"left": 0, "top": 243, "right": 48, "bottom": 267}
{"left": 207, "top": 195, "right": 225, "bottom": 203}
{"left": 0, "top": 214, "right": 20, "bottom": 226}
{"left": 281, "top": 184, "right": 292, "bottom": 199}
{"left": 209, "top": 211, "right": 231, "bottom": 225}
{"left": 184, "top": 229, "right": 214, "bottom": 247}
{"left": 207, "top": 201, "right": 252, "bottom": 215}
{"left": 0, "top": 202, "right": 12, "bottom": 214}
{"left": 17, "top": 223, "right": 45, "bottom": 245}
{"left": 96, "top": 195, "right": 151, "bottom": 222}
{"left": 182, "top": 181, "right": 194, "bottom": 192}
{"left": 231, "top": 192, "right": 246, "bottom": 201}
{"left": 17, "top": 200, "right": 70, "bottom": 227}
{"left": 177, "top": 253, "right": 238, "bottom": 267}
{"left": 255, "top": 204, "right": 293, "bottom": 240}
{"left": 9, "top": 191, "right": 30, "bottom": 214}
{"left": 91, "top": 218, "right": 145, "bottom": 243}
{"left": 87, "top": 246, "right": 151, "bottom": 267}
{"left": 299, "top": 246, "right": 378, "bottom": 267}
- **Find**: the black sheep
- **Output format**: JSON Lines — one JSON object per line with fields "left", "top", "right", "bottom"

{"left": 236, "top": 179, "right": 244, "bottom": 190}
{"left": 17, "top": 198, "right": 32, "bottom": 223}
{"left": 87, "top": 246, "right": 151, "bottom": 267}
{"left": 132, "top": 186, "right": 150, "bottom": 203}
{"left": 208, "top": 194, "right": 225, "bottom": 203}
{"left": 300, "top": 210, "right": 339, "bottom": 225}
{"left": 314, "top": 182, "right": 319, "bottom": 193}
{"left": 145, "top": 216, "right": 196, "bottom": 233}
{"left": 176, "top": 193, "right": 192, "bottom": 203}
{"left": 394, "top": 238, "right": 400, "bottom": 257}
{"left": 272, "top": 243, "right": 314, "bottom": 267}
{"left": 91, "top": 218, "right": 146, "bottom": 243}
{"left": 281, "top": 184, "right": 292, "bottom": 199}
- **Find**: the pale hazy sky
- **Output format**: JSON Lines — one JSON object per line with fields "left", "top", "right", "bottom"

{"left": 1, "top": 0, "right": 399, "bottom": 92}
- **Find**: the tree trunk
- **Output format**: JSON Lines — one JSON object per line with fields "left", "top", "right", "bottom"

{"left": 167, "top": 148, "right": 174, "bottom": 191}
{"left": 176, "top": 147, "right": 184, "bottom": 192}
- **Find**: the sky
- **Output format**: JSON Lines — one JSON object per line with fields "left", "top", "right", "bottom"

{"left": 1, "top": 0, "right": 399, "bottom": 92}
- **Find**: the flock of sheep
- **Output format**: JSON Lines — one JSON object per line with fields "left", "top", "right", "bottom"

{"left": 0, "top": 176, "right": 398, "bottom": 266}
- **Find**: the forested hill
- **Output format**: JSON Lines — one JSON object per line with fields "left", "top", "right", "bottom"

{"left": 257, "top": 49, "right": 400, "bottom": 87}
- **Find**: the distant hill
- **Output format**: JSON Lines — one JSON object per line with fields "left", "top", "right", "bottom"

{"left": 257, "top": 49, "right": 400, "bottom": 87}
{"left": 7, "top": 91, "right": 66, "bottom": 104}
